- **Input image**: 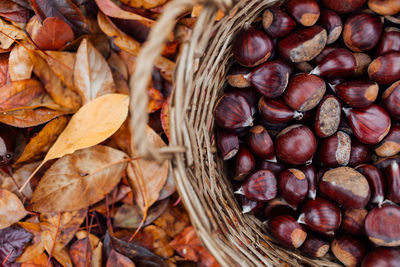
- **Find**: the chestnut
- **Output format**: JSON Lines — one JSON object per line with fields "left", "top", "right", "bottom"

{"left": 368, "top": 0, "right": 400, "bottom": 16}
{"left": 356, "top": 164, "right": 385, "bottom": 205}
{"left": 377, "top": 28, "right": 400, "bottom": 56}
{"left": 278, "top": 169, "right": 308, "bottom": 207}
{"left": 262, "top": 8, "right": 296, "bottom": 38}
{"left": 286, "top": 0, "right": 320, "bottom": 27}
{"left": 319, "top": 167, "right": 370, "bottom": 208}
{"left": 353, "top": 53, "right": 372, "bottom": 76}
{"left": 319, "top": 131, "right": 351, "bottom": 167}
{"left": 217, "top": 130, "right": 239, "bottom": 160}
{"left": 348, "top": 137, "right": 372, "bottom": 167}
{"left": 315, "top": 95, "right": 341, "bottom": 138}
{"left": 385, "top": 161, "right": 400, "bottom": 204}
{"left": 249, "top": 61, "right": 290, "bottom": 97}
{"left": 311, "top": 48, "right": 357, "bottom": 78}
{"left": 344, "top": 104, "right": 391, "bottom": 144}
{"left": 237, "top": 169, "right": 277, "bottom": 202}
{"left": 278, "top": 26, "right": 327, "bottom": 63}
{"left": 237, "top": 195, "right": 264, "bottom": 214}
{"left": 341, "top": 208, "right": 368, "bottom": 236}
{"left": 313, "top": 45, "right": 339, "bottom": 64}
{"left": 382, "top": 80, "right": 400, "bottom": 120}
{"left": 283, "top": 73, "right": 326, "bottom": 112}
{"left": 331, "top": 80, "right": 378, "bottom": 108}
{"left": 300, "top": 236, "right": 329, "bottom": 258}
{"left": 331, "top": 235, "right": 367, "bottom": 267}
{"left": 275, "top": 124, "right": 317, "bottom": 165}
{"left": 374, "top": 155, "right": 400, "bottom": 170}
{"left": 364, "top": 204, "right": 400, "bottom": 247}
{"left": 343, "top": 13, "right": 383, "bottom": 52}
{"left": 264, "top": 198, "right": 297, "bottom": 219}
{"left": 259, "top": 98, "right": 302, "bottom": 123}
{"left": 298, "top": 198, "right": 342, "bottom": 236}
{"left": 375, "top": 125, "right": 400, "bottom": 158}
{"left": 234, "top": 146, "right": 256, "bottom": 181}
{"left": 321, "top": 0, "right": 367, "bottom": 14}
{"left": 361, "top": 248, "right": 400, "bottom": 267}
{"left": 227, "top": 64, "right": 251, "bottom": 88}
{"left": 294, "top": 62, "right": 313, "bottom": 73}
{"left": 215, "top": 93, "right": 253, "bottom": 130}
{"left": 318, "top": 9, "right": 343, "bottom": 44}
{"left": 368, "top": 52, "right": 400, "bottom": 85}
{"left": 259, "top": 160, "right": 286, "bottom": 177}
{"left": 247, "top": 126, "right": 274, "bottom": 160}
{"left": 267, "top": 215, "right": 307, "bottom": 249}
{"left": 300, "top": 165, "right": 317, "bottom": 200}
{"left": 233, "top": 27, "right": 273, "bottom": 67}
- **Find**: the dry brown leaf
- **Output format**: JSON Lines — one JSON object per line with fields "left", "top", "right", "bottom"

{"left": 160, "top": 96, "right": 170, "bottom": 141}
{"left": 32, "top": 17, "right": 75, "bottom": 50}
{"left": 119, "top": 0, "right": 167, "bottom": 9}
{"left": 75, "top": 230, "right": 102, "bottom": 267}
{"left": 144, "top": 225, "right": 174, "bottom": 258}
{"left": 147, "top": 87, "right": 164, "bottom": 113}
{"left": 107, "top": 249, "right": 135, "bottom": 267}
{"left": 21, "top": 252, "right": 53, "bottom": 267}
{"left": 16, "top": 116, "right": 68, "bottom": 164}
{"left": 0, "top": 17, "right": 25, "bottom": 49}
{"left": 0, "top": 53, "right": 9, "bottom": 88}
{"left": 154, "top": 204, "right": 190, "bottom": 238}
{"left": 127, "top": 126, "right": 168, "bottom": 214}
{"left": 0, "top": 189, "right": 28, "bottom": 229}
{"left": 43, "top": 51, "right": 76, "bottom": 91}
{"left": 95, "top": 0, "right": 153, "bottom": 22}
{"left": 108, "top": 51, "right": 128, "bottom": 81}
{"left": 16, "top": 221, "right": 45, "bottom": 263}
{"left": 0, "top": 108, "right": 65, "bottom": 128}
{"left": 31, "top": 145, "right": 128, "bottom": 212}
{"left": 0, "top": 79, "right": 44, "bottom": 111}
{"left": 73, "top": 38, "right": 115, "bottom": 104}
{"left": 53, "top": 248, "right": 73, "bottom": 267}
{"left": 9, "top": 44, "right": 33, "bottom": 81}
{"left": 69, "top": 237, "right": 92, "bottom": 267}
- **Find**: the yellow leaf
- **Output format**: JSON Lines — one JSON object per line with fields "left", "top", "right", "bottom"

{"left": 0, "top": 189, "right": 28, "bottom": 229}
{"left": 0, "top": 18, "right": 25, "bottom": 49}
{"left": 9, "top": 44, "right": 33, "bottom": 81}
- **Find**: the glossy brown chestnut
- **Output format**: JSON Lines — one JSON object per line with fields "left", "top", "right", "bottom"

{"left": 319, "top": 9, "right": 343, "bottom": 44}
{"left": 262, "top": 8, "right": 296, "bottom": 38}
{"left": 313, "top": 45, "right": 339, "bottom": 64}
{"left": 382, "top": 80, "right": 400, "bottom": 120}
{"left": 356, "top": 164, "right": 385, "bottom": 205}
{"left": 310, "top": 48, "right": 357, "bottom": 77}
{"left": 331, "top": 235, "right": 367, "bottom": 267}
{"left": 377, "top": 28, "right": 400, "bottom": 56}
{"left": 364, "top": 204, "right": 400, "bottom": 247}
{"left": 319, "top": 131, "right": 351, "bottom": 167}
{"left": 296, "top": 166, "right": 315, "bottom": 201}
{"left": 353, "top": 53, "right": 372, "bottom": 76}
{"left": 259, "top": 98, "right": 302, "bottom": 123}
{"left": 315, "top": 95, "right": 341, "bottom": 138}
{"left": 368, "top": 0, "right": 400, "bottom": 15}
{"left": 286, "top": 0, "right": 320, "bottom": 26}
{"left": 295, "top": 62, "right": 313, "bottom": 72}
{"left": 278, "top": 26, "right": 327, "bottom": 63}
{"left": 331, "top": 80, "right": 378, "bottom": 108}
{"left": 278, "top": 169, "right": 308, "bottom": 207}
{"left": 374, "top": 155, "right": 400, "bottom": 170}
{"left": 385, "top": 161, "right": 400, "bottom": 203}
{"left": 344, "top": 104, "right": 391, "bottom": 144}
{"left": 283, "top": 73, "right": 326, "bottom": 112}
{"left": 361, "top": 248, "right": 400, "bottom": 267}
{"left": 300, "top": 236, "right": 330, "bottom": 258}
{"left": 341, "top": 208, "right": 368, "bottom": 236}
{"left": 217, "top": 130, "right": 239, "bottom": 160}
{"left": 237, "top": 170, "right": 277, "bottom": 201}
{"left": 348, "top": 138, "right": 372, "bottom": 167}
{"left": 267, "top": 215, "right": 307, "bottom": 248}
{"left": 259, "top": 160, "right": 286, "bottom": 177}
{"left": 321, "top": 0, "right": 366, "bottom": 14}
{"left": 275, "top": 125, "right": 317, "bottom": 165}
{"left": 368, "top": 52, "right": 400, "bottom": 85}
{"left": 264, "top": 198, "right": 297, "bottom": 219}
{"left": 375, "top": 125, "right": 400, "bottom": 157}
{"left": 247, "top": 126, "right": 274, "bottom": 160}
{"left": 343, "top": 13, "right": 383, "bottom": 52}
{"left": 227, "top": 64, "right": 251, "bottom": 88}
{"left": 237, "top": 195, "right": 264, "bottom": 214}
{"left": 249, "top": 61, "right": 290, "bottom": 97}
{"left": 298, "top": 198, "right": 342, "bottom": 236}
{"left": 233, "top": 27, "right": 273, "bottom": 67}
{"left": 234, "top": 146, "right": 256, "bottom": 181}
{"left": 319, "top": 167, "right": 370, "bottom": 208}
{"left": 215, "top": 93, "right": 253, "bottom": 130}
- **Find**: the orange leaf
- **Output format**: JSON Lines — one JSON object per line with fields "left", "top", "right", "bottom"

{"left": 0, "top": 189, "right": 28, "bottom": 229}
{"left": 153, "top": 203, "right": 189, "bottom": 238}
{"left": 0, "top": 79, "right": 45, "bottom": 111}
{"left": 17, "top": 222, "right": 45, "bottom": 263}
{"left": 95, "top": 0, "right": 153, "bottom": 23}
{"left": 9, "top": 44, "right": 33, "bottom": 82}
{"left": 106, "top": 249, "right": 135, "bottom": 267}
{"left": 160, "top": 96, "right": 170, "bottom": 141}
{"left": 32, "top": 17, "right": 75, "bottom": 50}
{"left": 119, "top": 0, "right": 167, "bottom": 9}
{"left": 69, "top": 237, "right": 92, "bottom": 267}
{"left": 21, "top": 252, "right": 53, "bottom": 267}
{"left": 0, "top": 108, "right": 65, "bottom": 128}
{"left": 0, "top": 53, "right": 9, "bottom": 88}
{"left": 147, "top": 87, "right": 164, "bottom": 113}
{"left": 191, "top": 4, "right": 224, "bottom": 21}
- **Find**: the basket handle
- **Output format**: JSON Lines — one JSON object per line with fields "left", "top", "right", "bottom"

{"left": 129, "top": 0, "right": 232, "bottom": 162}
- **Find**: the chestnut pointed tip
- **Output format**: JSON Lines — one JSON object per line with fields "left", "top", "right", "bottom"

{"left": 342, "top": 107, "right": 351, "bottom": 116}
{"left": 266, "top": 156, "right": 278, "bottom": 163}
{"left": 310, "top": 66, "right": 320, "bottom": 76}
{"left": 244, "top": 117, "right": 254, "bottom": 128}
{"left": 294, "top": 111, "right": 303, "bottom": 120}
{"left": 242, "top": 205, "right": 252, "bottom": 214}
{"left": 297, "top": 213, "right": 305, "bottom": 224}
{"left": 235, "top": 187, "right": 244, "bottom": 195}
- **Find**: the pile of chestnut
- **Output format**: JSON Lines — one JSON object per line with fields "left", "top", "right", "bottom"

{"left": 214, "top": 0, "right": 400, "bottom": 266}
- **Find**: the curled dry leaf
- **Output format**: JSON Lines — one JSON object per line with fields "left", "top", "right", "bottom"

{"left": 0, "top": 189, "right": 27, "bottom": 229}
{"left": 0, "top": 17, "right": 25, "bottom": 49}
{"left": 69, "top": 237, "right": 92, "bottom": 267}
{"left": 158, "top": 171, "right": 176, "bottom": 200}
{"left": 16, "top": 222, "right": 45, "bottom": 263}
{"left": 8, "top": 44, "right": 33, "bottom": 82}
{"left": 73, "top": 38, "right": 116, "bottom": 104}
{"left": 0, "top": 79, "right": 45, "bottom": 111}
{"left": 107, "top": 249, "right": 135, "bottom": 267}
{"left": 16, "top": 116, "right": 68, "bottom": 164}
{"left": 31, "top": 145, "right": 128, "bottom": 212}
{"left": 32, "top": 17, "right": 75, "bottom": 50}
{"left": 0, "top": 108, "right": 65, "bottom": 128}
{"left": 0, "top": 225, "right": 34, "bottom": 265}
{"left": 119, "top": 0, "right": 167, "bottom": 9}
{"left": 95, "top": 0, "right": 153, "bottom": 23}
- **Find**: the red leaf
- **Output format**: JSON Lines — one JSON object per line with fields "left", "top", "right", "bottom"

{"left": 33, "top": 17, "right": 75, "bottom": 50}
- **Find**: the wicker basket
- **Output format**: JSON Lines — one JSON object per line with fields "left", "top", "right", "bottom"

{"left": 130, "top": 0, "right": 343, "bottom": 266}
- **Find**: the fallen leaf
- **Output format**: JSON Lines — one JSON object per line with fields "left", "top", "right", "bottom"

{"left": 52, "top": 248, "right": 73, "bottom": 267}
{"left": 21, "top": 252, "right": 53, "bottom": 267}
{"left": 16, "top": 116, "right": 68, "bottom": 163}
{"left": 0, "top": 108, "right": 65, "bottom": 128}
{"left": 107, "top": 51, "right": 128, "bottom": 81}
{"left": 44, "top": 51, "right": 76, "bottom": 91}
{"left": 0, "top": 225, "right": 34, "bottom": 265}
{"left": 95, "top": 0, "right": 153, "bottom": 22}
{"left": 31, "top": 145, "right": 128, "bottom": 212}
{"left": 0, "top": 189, "right": 28, "bottom": 229}
{"left": 0, "top": 0, "right": 29, "bottom": 23}
{"left": 75, "top": 231, "right": 102, "bottom": 267}
{"left": 119, "top": 0, "right": 167, "bottom": 9}
{"left": 0, "top": 53, "right": 9, "bottom": 87}
{"left": 107, "top": 249, "right": 135, "bottom": 267}
{"left": 32, "top": 17, "right": 75, "bottom": 50}
{"left": 0, "top": 17, "right": 25, "bottom": 49}
{"left": 69, "top": 237, "right": 92, "bottom": 267}
{"left": 143, "top": 225, "right": 174, "bottom": 258}
{"left": 43, "top": 93, "right": 129, "bottom": 162}
{"left": 160, "top": 96, "right": 170, "bottom": 140}
{"left": 0, "top": 79, "right": 45, "bottom": 111}
{"left": 111, "top": 118, "right": 131, "bottom": 155}
{"left": 192, "top": 4, "right": 225, "bottom": 20}
{"left": 73, "top": 38, "right": 115, "bottom": 104}
{"left": 40, "top": 209, "right": 87, "bottom": 253}
{"left": 147, "top": 87, "right": 164, "bottom": 113}
{"left": 127, "top": 126, "right": 168, "bottom": 214}
{"left": 154, "top": 203, "right": 189, "bottom": 238}
{"left": 8, "top": 44, "right": 33, "bottom": 81}
{"left": 16, "top": 222, "right": 45, "bottom": 263}
{"left": 158, "top": 171, "right": 175, "bottom": 200}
